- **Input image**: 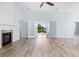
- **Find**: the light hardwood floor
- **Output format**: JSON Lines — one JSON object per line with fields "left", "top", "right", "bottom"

{"left": 0, "top": 34, "right": 79, "bottom": 57}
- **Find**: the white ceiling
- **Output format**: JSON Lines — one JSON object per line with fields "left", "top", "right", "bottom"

{"left": 16, "top": 2, "right": 79, "bottom": 12}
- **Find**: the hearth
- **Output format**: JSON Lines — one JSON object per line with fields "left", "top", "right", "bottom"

{"left": 2, "top": 30, "right": 12, "bottom": 47}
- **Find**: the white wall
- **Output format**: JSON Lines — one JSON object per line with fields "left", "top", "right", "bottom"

{"left": 0, "top": 2, "right": 24, "bottom": 42}
{"left": 22, "top": 11, "right": 79, "bottom": 38}
{"left": 28, "top": 21, "right": 36, "bottom": 38}
{"left": 55, "top": 12, "right": 75, "bottom": 38}
{"left": 21, "top": 21, "right": 28, "bottom": 38}
{"left": 47, "top": 21, "right": 56, "bottom": 38}
{"left": 15, "top": 3, "right": 24, "bottom": 41}
{"left": 23, "top": 11, "right": 56, "bottom": 38}
{"left": 0, "top": 3, "right": 15, "bottom": 25}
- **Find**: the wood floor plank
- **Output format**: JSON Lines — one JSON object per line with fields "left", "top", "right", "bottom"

{"left": 0, "top": 34, "right": 79, "bottom": 57}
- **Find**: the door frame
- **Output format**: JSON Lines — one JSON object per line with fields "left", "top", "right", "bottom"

{"left": 35, "top": 21, "right": 49, "bottom": 36}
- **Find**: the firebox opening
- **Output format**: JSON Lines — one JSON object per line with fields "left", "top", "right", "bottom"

{"left": 2, "top": 32, "right": 12, "bottom": 47}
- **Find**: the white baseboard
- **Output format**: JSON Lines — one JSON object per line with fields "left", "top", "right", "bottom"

{"left": 22, "top": 36, "right": 75, "bottom": 39}
{"left": 21, "top": 36, "right": 36, "bottom": 39}
{"left": 21, "top": 37, "right": 28, "bottom": 39}
{"left": 28, "top": 36, "right": 35, "bottom": 38}
{"left": 56, "top": 36, "right": 75, "bottom": 38}
{"left": 47, "top": 36, "right": 75, "bottom": 39}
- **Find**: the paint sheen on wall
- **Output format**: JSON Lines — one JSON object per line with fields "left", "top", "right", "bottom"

{"left": 0, "top": 3, "right": 24, "bottom": 42}
{"left": 22, "top": 11, "right": 78, "bottom": 38}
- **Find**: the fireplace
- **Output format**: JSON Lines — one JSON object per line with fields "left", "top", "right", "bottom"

{"left": 2, "top": 31, "right": 12, "bottom": 47}
{"left": 0, "top": 24, "right": 13, "bottom": 48}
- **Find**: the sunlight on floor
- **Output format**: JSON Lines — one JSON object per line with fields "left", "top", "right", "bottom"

{"left": 35, "top": 33, "right": 47, "bottom": 45}
{"left": 32, "top": 33, "right": 50, "bottom": 56}
{"left": 37, "top": 33, "right": 46, "bottom": 40}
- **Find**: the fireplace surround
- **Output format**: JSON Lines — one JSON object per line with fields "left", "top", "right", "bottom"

{"left": 0, "top": 30, "right": 13, "bottom": 48}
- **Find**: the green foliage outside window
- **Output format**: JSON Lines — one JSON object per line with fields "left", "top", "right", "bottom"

{"left": 38, "top": 24, "right": 46, "bottom": 33}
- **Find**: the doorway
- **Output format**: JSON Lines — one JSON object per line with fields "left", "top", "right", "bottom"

{"left": 35, "top": 21, "right": 49, "bottom": 40}
{"left": 38, "top": 24, "right": 46, "bottom": 33}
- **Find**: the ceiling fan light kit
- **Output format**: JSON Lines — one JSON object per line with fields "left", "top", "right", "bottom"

{"left": 40, "top": 2, "right": 54, "bottom": 8}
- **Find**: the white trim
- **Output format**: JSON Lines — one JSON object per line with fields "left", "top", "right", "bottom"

{"left": 28, "top": 36, "right": 36, "bottom": 38}
{"left": 21, "top": 36, "right": 36, "bottom": 39}
{"left": 56, "top": 36, "right": 75, "bottom": 38}
{"left": 47, "top": 36, "right": 75, "bottom": 39}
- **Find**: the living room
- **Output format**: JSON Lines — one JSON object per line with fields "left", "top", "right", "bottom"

{"left": 0, "top": 2, "right": 79, "bottom": 57}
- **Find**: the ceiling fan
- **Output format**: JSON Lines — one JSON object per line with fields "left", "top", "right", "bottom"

{"left": 40, "top": 2, "right": 54, "bottom": 8}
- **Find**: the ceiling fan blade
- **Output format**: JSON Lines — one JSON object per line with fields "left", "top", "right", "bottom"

{"left": 46, "top": 2, "right": 54, "bottom": 6}
{"left": 40, "top": 2, "right": 44, "bottom": 8}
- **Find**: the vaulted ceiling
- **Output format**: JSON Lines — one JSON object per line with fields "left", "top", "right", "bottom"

{"left": 17, "top": 2, "right": 79, "bottom": 12}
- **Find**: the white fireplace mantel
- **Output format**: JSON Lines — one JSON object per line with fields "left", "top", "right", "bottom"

{"left": 0, "top": 24, "right": 14, "bottom": 48}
